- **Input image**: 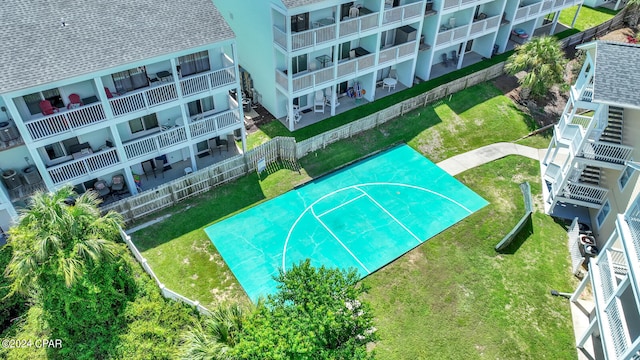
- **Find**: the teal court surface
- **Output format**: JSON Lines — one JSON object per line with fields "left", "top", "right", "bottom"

{"left": 205, "top": 145, "right": 488, "bottom": 301}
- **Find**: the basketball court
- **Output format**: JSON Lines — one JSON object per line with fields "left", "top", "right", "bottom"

{"left": 205, "top": 145, "right": 488, "bottom": 301}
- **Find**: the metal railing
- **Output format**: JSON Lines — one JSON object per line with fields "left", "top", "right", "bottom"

{"left": 562, "top": 182, "right": 608, "bottom": 205}
{"left": 379, "top": 41, "right": 417, "bottom": 64}
{"left": 580, "top": 141, "right": 633, "bottom": 165}
{"left": 179, "top": 67, "right": 236, "bottom": 97}
{"left": 108, "top": 82, "right": 178, "bottom": 117}
{"left": 290, "top": 24, "right": 337, "bottom": 51}
{"left": 25, "top": 103, "right": 107, "bottom": 140}
{"left": 436, "top": 24, "right": 470, "bottom": 47}
{"left": 469, "top": 15, "right": 500, "bottom": 36}
{"left": 47, "top": 148, "right": 120, "bottom": 184}
{"left": 339, "top": 13, "right": 379, "bottom": 38}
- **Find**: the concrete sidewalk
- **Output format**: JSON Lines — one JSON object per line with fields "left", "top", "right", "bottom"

{"left": 436, "top": 142, "right": 542, "bottom": 176}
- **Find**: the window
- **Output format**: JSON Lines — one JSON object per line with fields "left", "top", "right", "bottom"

{"left": 293, "top": 96, "right": 307, "bottom": 108}
{"left": 43, "top": 137, "right": 79, "bottom": 161}
{"left": 618, "top": 165, "right": 635, "bottom": 191}
{"left": 292, "top": 54, "right": 307, "bottom": 74}
{"left": 187, "top": 97, "right": 215, "bottom": 117}
{"left": 129, "top": 114, "right": 158, "bottom": 134}
{"left": 179, "top": 51, "right": 210, "bottom": 77}
{"left": 23, "top": 89, "right": 64, "bottom": 115}
{"left": 596, "top": 200, "right": 611, "bottom": 229}
{"left": 339, "top": 42, "right": 351, "bottom": 60}
{"left": 112, "top": 67, "right": 149, "bottom": 93}
{"left": 291, "top": 13, "right": 309, "bottom": 32}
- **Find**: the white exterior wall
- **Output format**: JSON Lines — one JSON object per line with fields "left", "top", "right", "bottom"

{"left": 0, "top": 39, "right": 245, "bottom": 232}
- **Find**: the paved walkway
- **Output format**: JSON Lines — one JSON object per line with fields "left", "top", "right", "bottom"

{"left": 436, "top": 142, "right": 543, "bottom": 176}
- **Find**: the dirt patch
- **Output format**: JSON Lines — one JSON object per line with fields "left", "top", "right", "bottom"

{"left": 244, "top": 103, "right": 277, "bottom": 135}
{"left": 491, "top": 27, "right": 638, "bottom": 131}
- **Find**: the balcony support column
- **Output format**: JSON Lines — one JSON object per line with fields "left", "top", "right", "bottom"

{"left": 570, "top": 4, "right": 582, "bottom": 29}
{"left": 549, "top": 10, "right": 560, "bottom": 35}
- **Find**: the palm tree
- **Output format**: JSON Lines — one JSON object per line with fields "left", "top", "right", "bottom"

{"left": 181, "top": 304, "right": 247, "bottom": 360}
{"left": 5, "top": 185, "right": 124, "bottom": 295}
{"left": 627, "top": 0, "right": 640, "bottom": 27}
{"left": 504, "top": 36, "right": 567, "bottom": 99}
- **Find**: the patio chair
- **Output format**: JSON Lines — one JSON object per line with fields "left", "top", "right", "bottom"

{"left": 286, "top": 104, "right": 302, "bottom": 124}
{"left": 450, "top": 50, "right": 459, "bottom": 66}
{"left": 314, "top": 90, "right": 325, "bottom": 114}
{"left": 155, "top": 157, "right": 165, "bottom": 178}
{"left": 93, "top": 179, "right": 111, "bottom": 198}
{"left": 142, "top": 161, "right": 155, "bottom": 180}
{"left": 111, "top": 174, "right": 126, "bottom": 194}
{"left": 67, "top": 94, "right": 83, "bottom": 109}
{"left": 441, "top": 53, "right": 449, "bottom": 67}
{"left": 39, "top": 100, "right": 59, "bottom": 115}
{"left": 212, "top": 136, "right": 229, "bottom": 155}
{"left": 104, "top": 87, "right": 119, "bottom": 99}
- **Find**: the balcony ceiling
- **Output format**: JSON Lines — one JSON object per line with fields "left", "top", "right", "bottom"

{"left": 0, "top": 0, "right": 234, "bottom": 94}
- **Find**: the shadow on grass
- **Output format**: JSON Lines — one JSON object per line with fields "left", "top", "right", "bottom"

{"left": 496, "top": 215, "right": 534, "bottom": 255}
{"left": 134, "top": 174, "right": 267, "bottom": 252}
{"left": 299, "top": 105, "right": 442, "bottom": 178}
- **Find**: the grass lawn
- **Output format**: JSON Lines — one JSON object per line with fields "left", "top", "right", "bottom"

{"left": 559, "top": 5, "right": 619, "bottom": 31}
{"left": 132, "top": 81, "right": 576, "bottom": 356}
{"left": 364, "top": 156, "right": 577, "bottom": 359}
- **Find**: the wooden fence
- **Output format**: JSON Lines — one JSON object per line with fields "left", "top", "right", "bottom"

{"left": 119, "top": 228, "right": 212, "bottom": 315}
{"left": 558, "top": 7, "right": 628, "bottom": 49}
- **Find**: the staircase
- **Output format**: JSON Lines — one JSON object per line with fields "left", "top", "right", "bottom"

{"left": 579, "top": 165, "right": 601, "bottom": 186}
{"left": 600, "top": 106, "right": 624, "bottom": 144}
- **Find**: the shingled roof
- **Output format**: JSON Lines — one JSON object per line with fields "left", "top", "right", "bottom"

{"left": 0, "top": 0, "right": 234, "bottom": 94}
{"left": 592, "top": 41, "right": 640, "bottom": 108}
{"left": 281, "top": 0, "right": 328, "bottom": 9}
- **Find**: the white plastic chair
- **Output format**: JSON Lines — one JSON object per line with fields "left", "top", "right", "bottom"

{"left": 287, "top": 104, "right": 302, "bottom": 124}
{"left": 314, "top": 91, "right": 325, "bottom": 113}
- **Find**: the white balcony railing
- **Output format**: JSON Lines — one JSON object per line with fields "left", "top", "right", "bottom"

{"left": 273, "top": 26, "right": 287, "bottom": 49}
{"left": 443, "top": 0, "right": 482, "bottom": 10}
{"left": 561, "top": 182, "right": 608, "bottom": 205}
{"left": 469, "top": 15, "right": 500, "bottom": 36}
{"left": 25, "top": 103, "right": 107, "bottom": 140}
{"left": 180, "top": 67, "right": 236, "bottom": 97}
{"left": 580, "top": 141, "right": 633, "bottom": 165}
{"left": 48, "top": 148, "right": 119, "bottom": 184}
{"left": 339, "top": 13, "right": 379, "bottom": 38}
{"left": 108, "top": 82, "right": 178, "bottom": 117}
{"left": 188, "top": 109, "right": 242, "bottom": 140}
{"left": 382, "top": 2, "right": 423, "bottom": 25}
{"left": 290, "top": 24, "right": 337, "bottom": 51}
{"left": 123, "top": 126, "right": 188, "bottom": 160}
{"left": 436, "top": 25, "right": 470, "bottom": 47}
{"left": 379, "top": 41, "right": 417, "bottom": 64}
{"left": 336, "top": 53, "right": 375, "bottom": 78}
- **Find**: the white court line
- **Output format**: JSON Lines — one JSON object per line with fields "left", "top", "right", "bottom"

{"left": 316, "top": 193, "right": 367, "bottom": 218}
{"left": 310, "top": 207, "right": 371, "bottom": 274}
{"left": 354, "top": 186, "right": 422, "bottom": 245}
{"left": 282, "top": 182, "right": 474, "bottom": 271}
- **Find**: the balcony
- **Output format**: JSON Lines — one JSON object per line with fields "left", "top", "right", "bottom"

{"left": 382, "top": 2, "right": 423, "bottom": 25}
{"left": 578, "top": 140, "right": 633, "bottom": 167}
{"left": 24, "top": 102, "right": 107, "bottom": 141}
{"left": 108, "top": 82, "right": 178, "bottom": 117}
{"left": 436, "top": 24, "right": 470, "bottom": 47}
{"left": 179, "top": 66, "right": 236, "bottom": 98}
{"left": 337, "top": 53, "right": 376, "bottom": 78}
{"left": 379, "top": 41, "right": 418, "bottom": 65}
{"left": 274, "top": 20, "right": 338, "bottom": 52}
{"left": 514, "top": 2, "right": 544, "bottom": 23}
{"left": 47, "top": 147, "right": 120, "bottom": 185}
{"left": 123, "top": 126, "right": 188, "bottom": 160}
{"left": 339, "top": 12, "right": 379, "bottom": 38}
{"left": 558, "top": 182, "right": 609, "bottom": 208}
{"left": 122, "top": 108, "right": 242, "bottom": 160}
{"left": 276, "top": 67, "right": 334, "bottom": 93}
{"left": 468, "top": 15, "right": 500, "bottom": 37}
{"left": 442, "top": 0, "right": 483, "bottom": 11}
{"left": 188, "top": 108, "right": 242, "bottom": 140}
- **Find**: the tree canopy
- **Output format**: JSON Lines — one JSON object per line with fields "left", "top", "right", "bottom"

{"left": 234, "top": 260, "right": 376, "bottom": 359}
{"left": 504, "top": 36, "right": 568, "bottom": 99}
{"left": 4, "top": 186, "right": 136, "bottom": 358}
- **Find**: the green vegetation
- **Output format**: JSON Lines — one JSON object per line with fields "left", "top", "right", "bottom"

{"left": 364, "top": 156, "right": 576, "bottom": 359}
{"left": 135, "top": 82, "right": 551, "bottom": 309}
{"left": 559, "top": 5, "right": 619, "bottom": 31}
{"left": 181, "top": 261, "right": 376, "bottom": 359}
{"left": 1, "top": 188, "right": 198, "bottom": 359}
{"left": 505, "top": 36, "right": 568, "bottom": 99}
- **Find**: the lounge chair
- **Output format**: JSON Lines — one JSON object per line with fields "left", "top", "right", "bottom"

{"left": 39, "top": 100, "right": 59, "bottom": 115}
{"left": 93, "top": 180, "right": 111, "bottom": 198}
{"left": 111, "top": 174, "right": 126, "bottom": 194}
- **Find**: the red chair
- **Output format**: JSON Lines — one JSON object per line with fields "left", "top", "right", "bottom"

{"left": 39, "top": 100, "right": 59, "bottom": 115}
{"left": 67, "top": 93, "right": 83, "bottom": 109}
{"left": 104, "top": 87, "right": 117, "bottom": 99}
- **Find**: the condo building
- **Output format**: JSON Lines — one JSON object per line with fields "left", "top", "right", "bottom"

{"left": 0, "top": 0, "right": 246, "bottom": 233}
